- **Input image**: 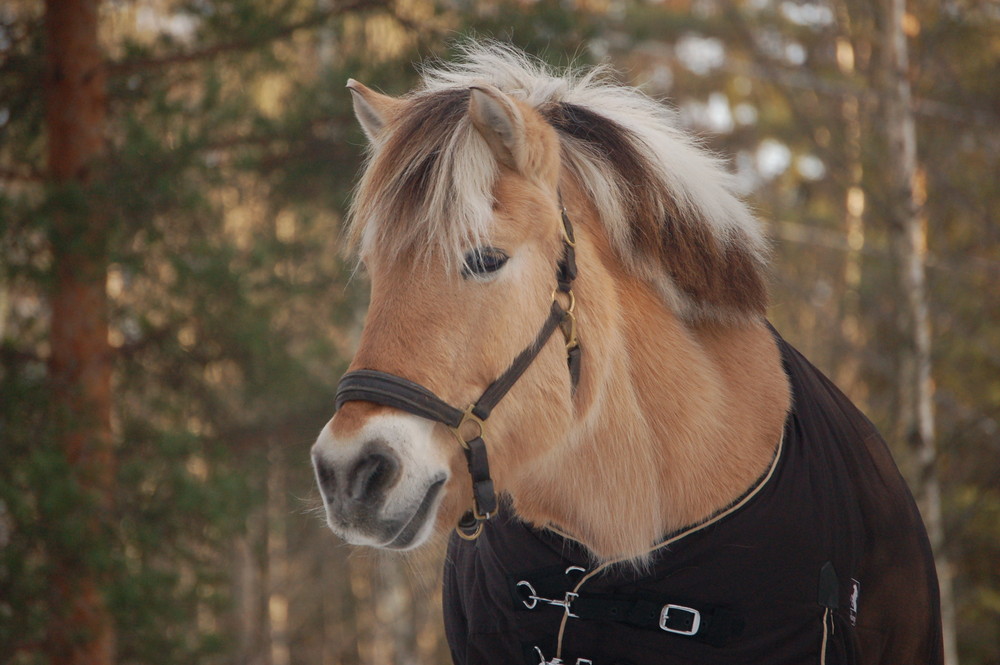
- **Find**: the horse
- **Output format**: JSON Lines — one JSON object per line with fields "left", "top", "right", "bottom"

{"left": 311, "top": 43, "right": 944, "bottom": 665}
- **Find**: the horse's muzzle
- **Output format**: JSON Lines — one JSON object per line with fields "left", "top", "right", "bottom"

{"left": 311, "top": 412, "right": 449, "bottom": 549}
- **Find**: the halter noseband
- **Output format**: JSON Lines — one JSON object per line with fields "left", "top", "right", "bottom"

{"left": 334, "top": 203, "right": 581, "bottom": 539}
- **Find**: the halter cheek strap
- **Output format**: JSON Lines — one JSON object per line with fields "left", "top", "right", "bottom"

{"left": 334, "top": 203, "right": 581, "bottom": 539}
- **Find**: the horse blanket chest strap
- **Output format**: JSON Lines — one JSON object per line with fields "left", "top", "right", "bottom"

{"left": 334, "top": 203, "right": 580, "bottom": 538}
{"left": 512, "top": 569, "right": 745, "bottom": 647}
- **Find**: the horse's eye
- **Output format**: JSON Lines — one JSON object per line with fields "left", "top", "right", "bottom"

{"left": 462, "top": 247, "right": 509, "bottom": 278}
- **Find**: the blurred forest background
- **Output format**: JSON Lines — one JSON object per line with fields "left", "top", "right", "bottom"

{"left": 1, "top": 0, "right": 997, "bottom": 664}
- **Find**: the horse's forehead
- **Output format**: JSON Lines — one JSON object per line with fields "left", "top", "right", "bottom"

{"left": 493, "top": 175, "right": 545, "bottom": 212}
{"left": 491, "top": 176, "right": 561, "bottom": 237}
{"left": 359, "top": 172, "right": 558, "bottom": 270}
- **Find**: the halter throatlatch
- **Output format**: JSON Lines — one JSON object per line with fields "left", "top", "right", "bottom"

{"left": 334, "top": 200, "right": 580, "bottom": 540}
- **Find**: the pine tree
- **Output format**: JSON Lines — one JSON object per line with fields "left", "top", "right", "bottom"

{"left": 42, "top": 1, "right": 115, "bottom": 663}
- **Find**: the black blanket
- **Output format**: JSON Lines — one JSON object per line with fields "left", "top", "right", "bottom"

{"left": 443, "top": 332, "right": 943, "bottom": 664}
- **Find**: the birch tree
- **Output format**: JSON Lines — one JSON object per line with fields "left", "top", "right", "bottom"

{"left": 880, "top": 0, "right": 957, "bottom": 661}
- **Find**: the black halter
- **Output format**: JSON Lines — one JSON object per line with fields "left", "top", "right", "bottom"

{"left": 334, "top": 203, "right": 581, "bottom": 539}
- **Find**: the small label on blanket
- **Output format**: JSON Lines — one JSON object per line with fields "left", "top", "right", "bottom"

{"left": 850, "top": 578, "right": 861, "bottom": 626}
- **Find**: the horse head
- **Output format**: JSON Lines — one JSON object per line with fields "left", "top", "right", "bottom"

{"left": 312, "top": 45, "right": 790, "bottom": 561}
{"left": 312, "top": 77, "right": 578, "bottom": 550}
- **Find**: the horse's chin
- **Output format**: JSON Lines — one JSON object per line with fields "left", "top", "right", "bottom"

{"left": 383, "top": 476, "right": 475, "bottom": 551}
{"left": 379, "top": 476, "right": 447, "bottom": 550}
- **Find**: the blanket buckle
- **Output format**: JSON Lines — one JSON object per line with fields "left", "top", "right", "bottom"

{"left": 516, "top": 580, "right": 579, "bottom": 618}
{"left": 532, "top": 646, "right": 591, "bottom": 665}
{"left": 659, "top": 603, "right": 701, "bottom": 635}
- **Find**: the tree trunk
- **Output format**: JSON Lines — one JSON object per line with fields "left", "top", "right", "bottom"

{"left": 377, "top": 556, "right": 417, "bottom": 665}
{"left": 232, "top": 531, "right": 263, "bottom": 665}
{"left": 880, "top": 1, "right": 957, "bottom": 662}
{"left": 831, "top": 0, "right": 868, "bottom": 404}
{"left": 349, "top": 554, "right": 377, "bottom": 664}
{"left": 267, "top": 443, "right": 292, "bottom": 665}
{"left": 321, "top": 532, "right": 360, "bottom": 665}
{"left": 44, "top": 1, "right": 115, "bottom": 664}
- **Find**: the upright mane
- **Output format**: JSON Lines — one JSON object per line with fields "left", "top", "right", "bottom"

{"left": 349, "top": 42, "right": 769, "bottom": 322}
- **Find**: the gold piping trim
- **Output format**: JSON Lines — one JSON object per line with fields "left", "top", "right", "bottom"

{"left": 553, "top": 433, "right": 785, "bottom": 659}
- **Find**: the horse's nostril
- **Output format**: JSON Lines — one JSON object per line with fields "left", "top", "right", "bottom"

{"left": 347, "top": 450, "right": 400, "bottom": 504}
{"left": 314, "top": 455, "right": 338, "bottom": 498}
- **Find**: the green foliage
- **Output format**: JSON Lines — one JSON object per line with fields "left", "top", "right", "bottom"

{"left": 0, "top": 366, "right": 115, "bottom": 662}
{"left": 1, "top": 0, "right": 390, "bottom": 660}
{"left": 447, "top": 0, "right": 603, "bottom": 61}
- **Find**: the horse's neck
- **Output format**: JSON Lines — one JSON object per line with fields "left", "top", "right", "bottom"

{"left": 513, "top": 202, "right": 791, "bottom": 564}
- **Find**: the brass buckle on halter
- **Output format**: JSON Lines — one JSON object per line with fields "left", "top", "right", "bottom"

{"left": 455, "top": 490, "right": 493, "bottom": 541}
{"left": 450, "top": 406, "right": 492, "bottom": 540}
{"left": 561, "top": 308, "right": 578, "bottom": 351}
{"left": 560, "top": 206, "right": 577, "bottom": 247}
{"left": 449, "top": 405, "right": 486, "bottom": 450}
{"left": 553, "top": 288, "right": 578, "bottom": 351}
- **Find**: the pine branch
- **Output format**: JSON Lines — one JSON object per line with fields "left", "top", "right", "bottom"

{"left": 0, "top": 345, "right": 47, "bottom": 366}
{"left": 107, "top": 0, "right": 391, "bottom": 76}
{"left": 0, "top": 166, "right": 45, "bottom": 183}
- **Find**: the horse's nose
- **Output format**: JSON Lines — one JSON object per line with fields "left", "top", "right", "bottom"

{"left": 347, "top": 448, "right": 400, "bottom": 505}
{"left": 313, "top": 444, "right": 401, "bottom": 510}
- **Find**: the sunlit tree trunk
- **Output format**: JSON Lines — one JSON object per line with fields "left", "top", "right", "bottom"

{"left": 377, "top": 557, "right": 417, "bottom": 664}
{"left": 831, "top": 0, "right": 868, "bottom": 404}
{"left": 880, "top": 1, "right": 957, "bottom": 662}
{"left": 232, "top": 528, "right": 263, "bottom": 665}
{"left": 44, "top": 1, "right": 115, "bottom": 664}
{"left": 321, "top": 540, "right": 362, "bottom": 665}
{"left": 267, "top": 443, "right": 292, "bottom": 665}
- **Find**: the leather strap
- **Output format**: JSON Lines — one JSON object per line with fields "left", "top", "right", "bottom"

{"left": 464, "top": 437, "right": 497, "bottom": 517}
{"left": 471, "top": 300, "right": 569, "bottom": 420}
{"left": 333, "top": 299, "right": 570, "bottom": 428}
{"left": 570, "top": 596, "right": 744, "bottom": 647}
{"left": 511, "top": 568, "right": 745, "bottom": 648}
{"left": 557, "top": 207, "right": 577, "bottom": 291}
{"left": 335, "top": 370, "right": 465, "bottom": 427}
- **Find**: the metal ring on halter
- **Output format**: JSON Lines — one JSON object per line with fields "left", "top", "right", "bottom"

{"left": 551, "top": 287, "right": 576, "bottom": 313}
{"left": 448, "top": 405, "right": 486, "bottom": 450}
{"left": 455, "top": 517, "right": 484, "bottom": 540}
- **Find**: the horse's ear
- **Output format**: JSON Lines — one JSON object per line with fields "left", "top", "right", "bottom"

{"left": 468, "top": 85, "right": 526, "bottom": 172}
{"left": 347, "top": 79, "right": 402, "bottom": 143}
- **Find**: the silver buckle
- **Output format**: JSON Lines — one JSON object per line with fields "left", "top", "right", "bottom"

{"left": 516, "top": 567, "right": 586, "bottom": 617}
{"left": 531, "top": 647, "right": 590, "bottom": 665}
{"left": 659, "top": 604, "right": 702, "bottom": 635}
{"left": 532, "top": 646, "right": 562, "bottom": 665}
{"left": 515, "top": 581, "right": 579, "bottom": 618}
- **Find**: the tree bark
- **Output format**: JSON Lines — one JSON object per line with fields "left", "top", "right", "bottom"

{"left": 831, "top": 0, "right": 868, "bottom": 405}
{"left": 267, "top": 443, "right": 292, "bottom": 665}
{"left": 44, "top": 1, "right": 115, "bottom": 664}
{"left": 232, "top": 531, "right": 263, "bottom": 665}
{"left": 880, "top": 1, "right": 957, "bottom": 662}
{"left": 376, "top": 556, "right": 417, "bottom": 665}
